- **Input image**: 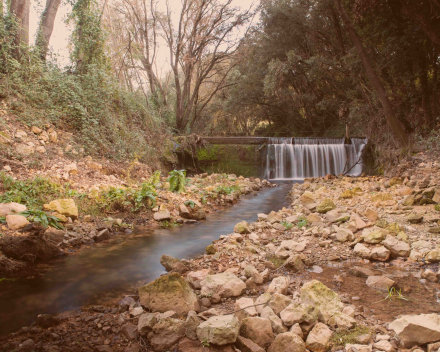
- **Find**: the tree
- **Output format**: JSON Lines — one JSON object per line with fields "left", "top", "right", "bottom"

{"left": 35, "top": 0, "right": 62, "bottom": 61}
{"left": 159, "top": 0, "right": 253, "bottom": 132}
{"left": 9, "top": 0, "right": 29, "bottom": 59}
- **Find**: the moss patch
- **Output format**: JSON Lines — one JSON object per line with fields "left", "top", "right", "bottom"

{"left": 330, "top": 325, "right": 372, "bottom": 345}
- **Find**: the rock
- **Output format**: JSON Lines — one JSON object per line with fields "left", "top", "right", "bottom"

{"left": 49, "top": 130, "right": 58, "bottom": 143}
{"left": 6, "top": 214, "right": 30, "bottom": 230}
{"left": 268, "top": 293, "right": 292, "bottom": 315}
{"left": 389, "top": 313, "right": 440, "bottom": 347}
{"left": 260, "top": 306, "right": 288, "bottom": 334}
{"left": 138, "top": 273, "right": 199, "bottom": 315}
{"left": 349, "top": 266, "right": 376, "bottom": 278}
{"left": 235, "top": 297, "right": 258, "bottom": 321}
{"left": 153, "top": 210, "right": 171, "bottom": 221}
{"left": 255, "top": 293, "right": 272, "bottom": 314}
{"left": 280, "top": 304, "right": 318, "bottom": 327}
{"left": 362, "top": 230, "right": 386, "bottom": 244}
{"left": 206, "top": 244, "right": 216, "bottom": 254}
{"left": 425, "top": 250, "right": 440, "bottom": 263}
{"left": 201, "top": 272, "right": 246, "bottom": 298}
{"left": 196, "top": 315, "right": 240, "bottom": 346}
{"left": 328, "top": 312, "right": 356, "bottom": 329}
{"left": 307, "top": 213, "right": 322, "bottom": 223}
{"left": 370, "top": 246, "right": 391, "bottom": 261}
{"left": 160, "top": 255, "right": 188, "bottom": 274}
{"left": 305, "top": 323, "right": 332, "bottom": 352}
{"left": 94, "top": 228, "right": 109, "bottom": 242}
{"left": 17, "top": 339, "right": 35, "bottom": 352}
{"left": 285, "top": 255, "right": 305, "bottom": 272}
{"left": 408, "top": 213, "right": 424, "bottom": 224}
{"left": 0, "top": 202, "right": 26, "bottom": 217}
{"left": 192, "top": 209, "right": 206, "bottom": 221}
{"left": 364, "top": 209, "right": 378, "bottom": 222}
{"left": 266, "top": 276, "right": 289, "bottom": 295}
{"left": 244, "top": 265, "right": 264, "bottom": 284}
{"left": 267, "top": 211, "right": 282, "bottom": 223}
{"left": 186, "top": 269, "right": 213, "bottom": 290}
{"left": 403, "top": 195, "right": 415, "bottom": 206}
{"left": 118, "top": 296, "right": 136, "bottom": 312}
{"left": 365, "top": 275, "right": 395, "bottom": 291}
{"left": 316, "top": 199, "right": 336, "bottom": 214}
{"left": 43, "top": 228, "right": 65, "bottom": 244}
{"left": 343, "top": 305, "right": 356, "bottom": 317}
{"left": 31, "top": 126, "right": 43, "bottom": 134}
{"left": 16, "top": 143, "right": 35, "bottom": 155}
{"left": 300, "top": 192, "right": 315, "bottom": 205}
{"left": 422, "top": 269, "right": 438, "bottom": 282}
{"left": 179, "top": 203, "right": 191, "bottom": 219}
{"left": 346, "top": 344, "right": 372, "bottom": 352}
{"left": 383, "top": 235, "right": 410, "bottom": 257}
{"left": 36, "top": 314, "right": 60, "bottom": 328}
{"left": 371, "top": 192, "right": 393, "bottom": 202}
{"left": 335, "top": 228, "right": 354, "bottom": 242}
{"left": 185, "top": 311, "right": 200, "bottom": 340}
{"left": 44, "top": 199, "right": 78, "bottom": 220}
{"left": 325, "top": 209, "right": 340, "bottom": 222}
{"left": 289, "top": 323, "right": 304, "bottom": 339}
{"left": 138, "top": 313, "right": 157, "bottom": 336}
{"left": 373, "top": 340, "right": 394, "bottom": 352}
{"left": 234, "top": 221, "right": 250, "bottom": 234}
{"left": 353, "top": 243, "right": 371, "bottom": 259}
{"left": 240, "top": 317, "right": 274, "bottom": 349}
{"left": 236, "top": 336, "right": 265, "bottom": 352}
{"left": 390, "top": 177, "right": 403, "bottom": 186}
{"left": 95, "top": 346, "right": 114, "bottom": 352}
{"left": 300, "top": 280, "right": 343, "bottom": 323}
{"left": 121, "top": 323, "right": 138, "bottom": 341}
{"left": 150, "top": 318, "right": 185, "bottom": 352}
{"left": 267, "top": 332, "right": 306, "bottom": 352}
{"left": 64, "top": 163, "right": 78, "bottom": 175}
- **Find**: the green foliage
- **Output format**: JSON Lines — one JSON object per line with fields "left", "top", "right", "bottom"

{"left": 281, "top": 221, "right": 293, "bottom": 230}
{"left": 133, "top": 183, "right": 157, "bottom": 210}
{"left": 148, "top": 171, "right": 161, "bottom": 187}
{"left": 0, "top": 172, "right": 65, "bottom": 209}
{"left": 20, "top": 210, "right": 64, "bottom": 229}
{"left": 184, "top": 200, "right": 196, "bottom": 209}
{"left": 330, "top": 326, "right": 372, "bottom": 345}
{"left": 215, "top": 185, "right": 239, "bottom": 195}
{"left": 297, "top": 216, "right": 308, "bottom": 228}
{"left": 0, "top": 217, "right": 5, "bottom": 223}
{"left": 197, "top": 145, "right": 220, "bottom": 161}
{"left": 375, "top": 287, "right": 409, "bottom": 303}
{"left": 168, "top": 170, "right": 186, "bottom": 193}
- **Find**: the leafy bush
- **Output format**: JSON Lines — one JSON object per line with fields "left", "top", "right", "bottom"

{"left": 215, "top": 185, "right": 239, "bottom": 195}
{"left": 184, "top": 200, "right": 196, "bottom": 209}
{"left": 20, "top": 210, "right": 64, "bottom": 229}
{"left": 169, "top": 170, "right": 186, "bottom": 193}
{"left": 134, "top": 183, "right": 157, "bottom": 210}
{"left": 281, "top": 221, "right": 293, "bottom": 230}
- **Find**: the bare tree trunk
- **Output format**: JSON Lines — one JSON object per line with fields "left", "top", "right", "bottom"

{"left": 334, "top": 0, "right": 410, "bottom": 147}
{"left": 35, "top": 0, "right": 62, "bottom": 61}
{"left": 10, "top": 0, "right": 30, "bottom": 58}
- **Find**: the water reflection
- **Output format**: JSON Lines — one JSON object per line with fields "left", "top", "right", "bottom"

{"left": 0, "top": 183, "right": 292, "bottom": 336}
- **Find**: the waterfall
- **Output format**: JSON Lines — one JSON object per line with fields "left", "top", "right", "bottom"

{"left": 265, "top": 137, "right": 367, "bottom": 180}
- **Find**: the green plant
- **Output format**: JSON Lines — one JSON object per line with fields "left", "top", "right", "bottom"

{"left": 19, "top": 210, "right": 64, "bottom": 229}
{"left": 201, "top": 339, "right": 210, "bottom": 347}
{"left": 148, "top": 170, "right": 161, "bottom": 187}
{"left": 0, "top": 217, "right": 5, "bottom": 223}
{"left": 330, "top": 326, "right": 372, "bottom": 345}
{"left": 134, "top": 183, "right": 157, "bottom": 210}
{"left": 215, "top": 185, "right": 239, "bottom": 195}
{"left": 184, "top": 200, "right": 196, "bottom": 209}
{"left": 375, "top": 287, "right": 409, "bottom": 303}
{"left": 160, "top": 220, "right": 180, "bottom": 229}
{"left": 297, "top": 216, "right": 308, "bottom": 228}
{"left": 168, "top": 170, "right": 186, "bottom": 193}
{"left": 281, "top": 221, "right": 293, "bottom": 230}
{"left": 435, "top": 204, "right": 440, "bottom": 212}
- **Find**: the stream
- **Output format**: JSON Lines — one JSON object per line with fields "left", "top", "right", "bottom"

{"left": 0, "top": 183, "right": 292, "bottom": 336}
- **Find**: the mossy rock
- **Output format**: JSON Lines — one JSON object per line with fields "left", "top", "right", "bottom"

{"left": 435, "top": 204, "right": 440, "bottom": 212}
{"left": 339, "top": 190, "right": 355, "bottom": 199}
{"left": 43, "top": 199, "right": 78, "bottom": 220}
{"left": 371, "top": 193, "right": 393, "bottom": 202}
{"left": 316, "top": 199, "right": 336, "bottom": 214}
{"left": 375, "top": 219, "right": 389, "bottom": 228}
{"left": 387, "top": 223, "right": 402, "bottom": 234}
{"left": 206, "top": 244, "right": 217, "bottom": 255}
{"left": 234, "top": 221, "right": 250, "bottom": 234}
{"left": 389, "top": 177, "right": 403, "bottom": 187}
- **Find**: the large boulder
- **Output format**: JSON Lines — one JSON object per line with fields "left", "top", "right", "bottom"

{"left": 44, "top": 199, "right": 78, "bottom": 220}
{"left": 6, "top": 214, "right": 30, "bottom": 230}
{"left": 316, "top": 199, "right": 336, "bottom": 214}
{"left": 305, "top": 323, "right": 332, "bottom": 352}
{"left": 240, "top": 317, "right": 274, "bottom": 349}
{"left": 186, "top": 269, "right": 213, "bottom": 289}
{"left": 138, "top": 273, "right": 199, "bottom": 315}
{"left": 0, "top": 202, "right": 26, "bottom": 217}
{"left": 267, "top": 332, "right": 306, "bottom": 352}
{"left": 201, "top": 272, "right": 246, "bottom": 298}
{"left": 196, "top": 315, "right": 239, "bottom": 346}
{"left": 153, "top": 210, "right": 171, "bottom": 222}
{"left": 300, "top": 280, "right": 343, "bottom": 323}
{"left": 149, "top": 317, "right": 185, "bottom": 352}
{"left": 389, "top": 313, "right": 440, "bottom": 348}
{"left": 160, "top": 255, "right": 188, "bottom": 274}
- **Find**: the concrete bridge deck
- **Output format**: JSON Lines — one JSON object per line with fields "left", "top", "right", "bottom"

{"left": 201, "top": 137, "right": 365, "bottom": 145}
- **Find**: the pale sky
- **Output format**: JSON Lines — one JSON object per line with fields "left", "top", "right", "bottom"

{"left": 27, "top": 0, "right": 257, "bottom": 68}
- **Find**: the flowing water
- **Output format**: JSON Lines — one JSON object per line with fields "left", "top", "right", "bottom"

{"left": 0, "top": 184, "right": 292, "bottom": 336}
{"left": 265, "top": 137, "right": 368, "bottom": 180}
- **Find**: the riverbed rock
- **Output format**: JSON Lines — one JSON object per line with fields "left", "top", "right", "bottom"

{"left": 36, "top": 314, "right": 60, "bottom": 329}
{"left": 266, "top": 277, "right": 289, "bottom": 295}
{"left": 389, "top": 313, "right": 440, "bottom": 348}
{"left": 138, "top": 273, "right": 199, "bottom": 315}
{"left": 185, "top": 311, "right": 200, "bottom": 340}
{"left": 425, "top": 250, "right": 440, "bottom": 263}
{"left": 383, "top": 235, "right": 410, "bottom": 257}
{"left": 240, "top": 317, "right": 274, "bottom": 349}
{"left": 200, "top": 272, "right": 246, "bottom": 298}
{"left": 160, "top": 255, "right": 188, "bottom": 274}
{"left": 267, "top": 211, "right": 282, "bottom": 223}
{"left": 268, "top": 293, "right": 292, "bottom": 315}
{"left": 260, "top": 306, "right": 288, "bottom": 334}
{"left": 186, "top": 269, "right": 213, "bottom": 289}
{"left": 244, "top": 265, "right": 264, "bottom": 284}
{"left": 6, "top": 214, "right": 30, "bottom": 230}
{"left": 234, "top": 221, "right": 251, "bottom": 234}
{"left": 179, "top": 204, "right": 191, "bottom": 219}
{"left": 328, "top": 312, "right": 356, "bottom": 329}
{"left": 279, "top": 304, "right": 318, "bottom": 327}
{"left": 43, "top": 228, "right": 65, "bottom": 244}
{"left": 353, "top": 243, "right": 371, "bottom": 259}
{"left": 408, "top": 213, "right": 424, "bottom": 224}
{"left": 153, "top": 210, "right": 171, "bottom": 222}
{"left": 196, "top": 315, "right": 240, "bottom": 346}
{"left": 43, "top": 199, "right": 78, "bottom": 220}
{"left": 316, "top": 199, "right": 336, "bottom": 214}
{"left": 267, "top": 332, "right": 306, "bottom": 352}
{"left": 300, "top": 280, "right": 343, "bottom": 323}
{"left": 0, "top": 202, "right": 26, "bottom": 217}
{"left": 235, "top": 297, "right": 258, "bottom": 321}
{"left": 235, "top": 336, "right": 265, "bottom": 352}
{"left": 119, "top": 296, "right": 136, "bottom": 312}
{"left": 121, "top": 323, "right": 138, "bottom": 341}
{"left": 305, "top": 322, "right": 332, "bottom": 352}
{"left": 370, "top": 246, "right": 391, "bottom": 261}
{"left": 138, "top": 313, "right": 157, "bottom": 336}
{"left": 365, "top": 275, "right": 395, "bottom": 291}
{"left": 149, "top": 317, "right": 185, "bottom": 352}
{"left": 364, "top": 209, "right": 378, "bottom": 222}
{"left": 362, "top": 230, "right": 386, "bottom": 244}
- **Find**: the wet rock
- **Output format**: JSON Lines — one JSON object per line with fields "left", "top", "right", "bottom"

{"left": 383, "top": 235, "right": 410, "bottom": 257}
{"left": 280, "top": 304, "right": 318, "bottom": 327}
{"left": 407, "top": 213, "right": 424, "bottom": 224}
{"left": 235, "top": 297, "right": 258, "bottom": 321}
{"left": 43, "top": 199, "right": 78, "bottom": 220}
{"left": 186, "top": 269, "right": 213, "bottom": 289}
{"left": 150, "top": 318, "right": 185, "bottom": 352}
{"left": 234, "top": 221, "right": 251, "bottom": 234}
{"left": 370, "top": 246, "right": 391, "bottom": 261}
{"left": 266, "top": 276, "right": 289, "bottom": 295}
{"left": 192, "top": 209, "right": 206, "bottom": 221}
{"left": 179, "top": 203, "right": 191, "bottom": 219}
{"left": 389, "top": 313, "right": 440, "bottom": 347}
{"left": 138, "top": 273, "right": 199, "bottom": 315}
{"left": 36, "top": 314, "right": 60, "bottom": 328}
{"left": 260, "top": 306, "right": 288, "bottom": 334}
{"left": 267, "top": 332, "right": 306, "bottom": 352}
{"left": 422, "top": 269, "right": 438, "bottom": 282}
{"left": 185, "top": 311, "right": 200, "bottom": 340}
{"left": 196, "top": 315, "right": 239, "bottom": 346}
{"left": 138, "top": 312, "right": 157, "bottom": 336}
{"left": 349, "top": 266, "right": 376, "bottom": 278}
{"left": 366, "top": 275, "right": 395, "bottom": 291}
{"left": 6, "top": 214, "right": 30, "bottom": 230}
{"left": 153, "top": 210, "right": 171, "bottom": 222}
{"left": 200, "top": 272, "right": 246, "bottom": 298}
{"left": 305, "top": 322, "right": 332, "bottom": 352}
{"left": 0, "top": 202, "right": 26, "bottom": 217}
{"left": 240, "top": 317, "right": 274, "bottom": 349}
{"left": 160, "top": 255, "right": 188, "bottom": 274}
{"left": 316, "top": 199, "right": 336, "bottom": 214}
{"left": 121, "top": 323, "right": 138, "bottom": 341}
{"left": 236, "top": 336, "right": 265, "bottom": 352}
{"left": 300, "top": 280, "right": 343, "bottom": 323}
{"left": 353, "top": 243, "right": 371, "bottom": 259}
